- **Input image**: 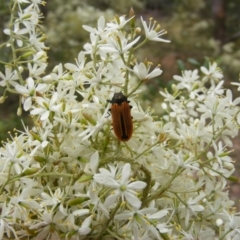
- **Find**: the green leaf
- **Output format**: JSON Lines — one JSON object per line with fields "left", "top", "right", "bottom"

{"left": 177, "top": 59, "right": 185, "bottom": 71}
{"left": 188, "top": 58, "right": 200, "bottom": 66}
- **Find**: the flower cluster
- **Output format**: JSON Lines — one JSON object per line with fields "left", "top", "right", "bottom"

{"left": 0, "top": 1, "right": 240, "bottom": 239}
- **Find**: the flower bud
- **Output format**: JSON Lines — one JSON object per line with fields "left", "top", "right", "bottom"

{"left": 30, "top": 131, "right": 41, "bottom": 141}
{"left": 0, "top": 97, "right": 5, "bottom": 103}
{"left": 135, "top": 27, "right": 141, "bottom": 34}
{"left": 34, "top": 156, "right": 47, "bottom": 163}
{"left": 17, "top": 107, "right": 22, "bottom": 116}
{"left": 78, "top": 174, "right": 92, "bottom": 183}
{"left": 67, "top": 197, "right": 89, "bottom": 206}
{"left": 21, "top": 168, "right": 39, "bottom": 176}
{"left": 82, "top": 112, "right": 96, "bottom": 125}
{"left": 21, "top": 51, "right": 35, "bottom": 59}
{"left": 216, "top": 218, "right": 223, "bottom": 226}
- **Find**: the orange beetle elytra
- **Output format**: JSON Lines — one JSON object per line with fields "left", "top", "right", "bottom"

{"left": 109, "top": 92, "right": 133, "bottom": 142}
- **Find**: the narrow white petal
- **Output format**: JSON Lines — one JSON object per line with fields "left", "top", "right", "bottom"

{"left": 104, "top": 191, "right": 120, "bottom": 206}
{"left": 30, "top": 108, "right": 45, "bottom": 115}
{"left": 73, "top": 209, "right": 89, "bottom": 217}
{"left": 148, "top": 209, "right": 168, "bottom": 219}
{"left": 15, "top": 85, "right": 28, "bottom": 94}
{"left": 40, "top": 111, "right": 50, "bottom": 121}
{"left": 124, "top": 191, "right": 141, "bottom": 209}
{"left": 23, "top": 97, "right": 32, "bottom": 111}
{"left": 127, "top": 181, "right": 147, "bottom": 190}
{"left": 27, "top": 77, "right": 34, "bottom": 89}
{"left": 90, "top": 151, "right": 99, "bottom": 173}
{"left": 121, "top": 163, "right": 131, "bottom": 184}
{"left": 94, "top": 174, "right": 119, "bottom": 188}
{"left": 115, "top": 211, "right": 133, "bottom": 220}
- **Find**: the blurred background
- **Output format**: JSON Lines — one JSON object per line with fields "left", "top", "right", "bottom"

{"left": 0, "top": 0, "right": 240, "bottom": 207}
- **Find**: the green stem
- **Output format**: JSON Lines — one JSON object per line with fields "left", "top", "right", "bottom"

{"left": 140, "top": 164, "right": 151, "bottom": 208}
{"left": 127, "top": 80, "right": 143, "bottom": 97}
{"left": 134, "top": 38, "right": 148, "bottom": 51}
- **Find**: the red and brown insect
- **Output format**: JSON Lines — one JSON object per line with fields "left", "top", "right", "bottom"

{"left": 109, "top": 92, "right": 133, "bottom": 142}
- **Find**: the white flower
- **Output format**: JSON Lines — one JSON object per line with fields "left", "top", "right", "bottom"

{"left": 201, "top": 62, "right": 223, "bottom": 81}
{"left": 11, "top": 187, "right": 40, "bottom": 210}
{"left": 197, "top": 95, "right": 232, "bottom": 130}
{"left": 115, "top": 207, "right": 169, "bottom": 238}
{"left": 141, "top": 17, "right": 170, "bottom": 42}
{"left": 169, "top": 101, "right": 187, "bottom": 124}
{"left": 0, "top": 66, "right": 19, "bottom": 87}
{"left": 40, "top": 187, "right": 64, "bottom": 208}
{"left": 178, "top": 223, "right": 215, "bottom": 239}
{"left": 210, "top": 141, "right": 233, "bottom": 169}
{"left": 79, "top": 103, "right": 110, "bottom": 141}
{"left": 83, "top": 16, "right": 106, "bottom": 35}
{"left": 19, "top": 8, "right": 40, "bottom": 30}
{"left": 220, "top": 211, "right": 240, "bottom": 239}
{"left": 225, "top": 89, "right": 240, "bottom": 107}
{"left": 129, "top": 62, "right": 162, "bottom": 81}
{"left": 83, "top": 32, "right": 99, "bottom": 56}
{"left": 106, "top": 15, "right": 134, "bottom": 30}
{"left": 29, "top": 209, "right": 66, "bottom": 240}
{"left": 100, "top": 32, "right": 140, "bottom": 54}
{"left": 0, "top": 141, "right": 24, "bottom": 174}
{"left": 32, "top": 50, "right": 47, "bottom": 65}
{"left": 173, "top": 69, "right": 199, "bottom": 90}
{"left": 28, "top": 63, "right": 47, "bottom": 79}
{"left": 78, "top": 215, "right": 92, "bottom": 235}
{"left": 30, "top": 92, "right": 62, "bottom": 121}
{"left": 94, "top": 163, "right": 146, "bottom": 209}
{"left": 3, "top": 22, "right": 29, "bottom": 47}
{"left": 160, "top": 89, "right": 176, "bottom": 102}
{"left": 208, "top": 80, "right": 224, "bottom": 95}
{"left": 15, "top": 77, "right": 48, "bottom": 111}
{"left": 171, "top": 150, "right": 199, "bottom": 170}
{"left": 179, "top": 192, "right": 205, "bottom": 227}
{"left": 0, "top": 202, "right": 19, "bottom": 240}
{"left": 131, "top": 102, "right": 155, "bottom": 135}
{"left": 176, "top": 119, "right": 212, "bottom": 146}
{"left": 64, "top": 51, "right": 85, "bottom": 72}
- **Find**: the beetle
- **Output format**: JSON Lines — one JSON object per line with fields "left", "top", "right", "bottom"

{"left": 108, "top": 92, "right": 133, "bottom": 142}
